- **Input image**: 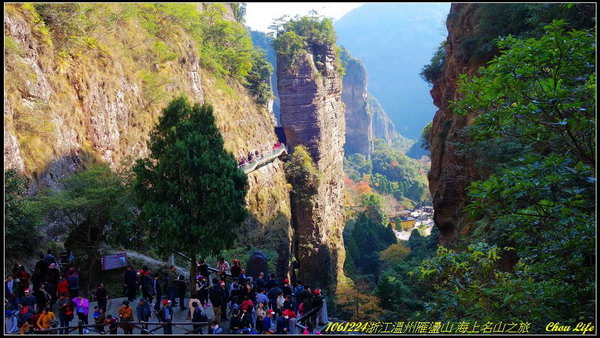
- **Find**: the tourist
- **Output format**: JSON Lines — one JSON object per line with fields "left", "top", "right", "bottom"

{"left": 230, "top": 259, "right": 242, "bottom": 278}
{"left": 191, "top": 301, "right": 208, "bottom": 333}
{"left": 255, "top": 302, "right": 266, "bottom": 332}
{"left": 209, "top": 320, "right": 223, "bottom": 334}
{"left": 44, "top": 250, "right": 57, "bottom": 266}
{"left": 288, "top": 310, "right": 298, "bottom": 334}
{"left": 118, "top": 300, "right": 134, "bottom": 334}
{"left": 262, "top": 309, "right": 275, "bottom": 334}
{"left": 104, "top": 315, "right": 118, "bottom": 334}
{"left": 96, "top": 282, "right": 108, "bottom": 312}
{"left": 93, "top": 306, "right": 106, "bottom": 334}
{"left": 209, "top": 279, "right": 224, "bottom": 325}
{"left": 54, "top": 293, "right": 73, "bottom": 334}
{"left": 157, "top": 299, "right": 173, "bottom": 334}
{"left": 36, "top": 307, "right": 57, "bottom": 333}
{"left": 152, "top": 273, "right": 162, "bottom": 312}
{"left": 276, "top": 309, "right": 290, "bottom": 334}
{"left": 256, "top": 288, "right": 269, "bottom": 307}
{"left": 46, "top": 264, "right": 60, "bottom": 288}
{"left": 33, "top": 255, "right": 49, "bottom": 291}
{"left": 176, "top": 275, "right": 187, "bottom": 310}
{"left": 20, "top": 288, "right": 37, "bottom": 311}
{"left": 198, "top": 276, "right": 210, "bottom": 308}
{"left": 136, "top": 298, "right": 151, "bottom": 333}
{"left": 139, "top": 265, "right": 153, "bottom": 302}
{"left": 56, "top": 274, "right": 69, "bottom": 300}
{"left": 229, "top": 309, "right": 243, "bottom": 333}
{"left": 34, "top": 283, "right": 52, "bottom": 311}
{"left": 216, "top": 257, "right": 230, "bottom": 280}
{"left": 124, "top": 265, "right": 137, "bottom": 302}
{"left": 167, "top": 265, "right": 178, "bottom": 306}
{"left": 67, "top": 271, "right": 79, "bottom": 298}
{"left": 72, "top": 294, "right": 89, "bottom": 325}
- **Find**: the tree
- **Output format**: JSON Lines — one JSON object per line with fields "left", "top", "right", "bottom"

{"left": 33, "top": 163, "right": 136, "bottom": 295}
{"left": 5, "top": 170, "right": 42, "bottom": 258}
{"left": 132, "top": 96, "right": 248, "bottom": 290}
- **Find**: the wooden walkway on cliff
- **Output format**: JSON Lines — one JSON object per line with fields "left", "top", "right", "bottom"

{"left": 241, "top": 144, "right": 288, "bottom": 174}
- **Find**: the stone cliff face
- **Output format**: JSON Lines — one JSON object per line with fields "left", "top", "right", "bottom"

{"left": 369, "top": 94, "right": 397, "bottom": 143}
{"left": 4, "top": 4, "right": 292, "bottom": 274}
{"left": 278, "top": 44, "right": 346, "bottom": 289}
{"left": 428, "top": 3, "right": 489, "bottom": 244}
{"left": 341, "top": 53, "right": 373, "bottom": 157}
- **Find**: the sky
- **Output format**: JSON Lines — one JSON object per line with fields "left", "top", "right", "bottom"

{"left": 245, "top": 2, "right": 365, "bottom": 32}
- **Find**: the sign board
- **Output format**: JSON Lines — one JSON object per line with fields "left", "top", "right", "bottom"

{"left": 101, "top": 252, "right": 128, "bottom": 271}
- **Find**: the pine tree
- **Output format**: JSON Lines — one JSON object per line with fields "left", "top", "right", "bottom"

{"left": 133, "top": 96, "right": 248, "bottom": 288}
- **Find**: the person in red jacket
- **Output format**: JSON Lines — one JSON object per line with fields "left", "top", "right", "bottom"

{"left": 56, "top": 274, "right": 69, "bottom": 299}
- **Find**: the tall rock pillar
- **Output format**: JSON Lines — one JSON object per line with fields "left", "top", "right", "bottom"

{"left": 278, "top": 43, "right": 346, "bottom": 290}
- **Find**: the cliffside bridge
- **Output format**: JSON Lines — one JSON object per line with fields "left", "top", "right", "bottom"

{"left": 241, "top": 144, "right": 288, "bottom": 174}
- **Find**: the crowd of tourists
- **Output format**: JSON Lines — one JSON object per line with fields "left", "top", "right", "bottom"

{"left": 5, "top": 253, "right": 324, "bottom": 335}
{"left": 237, "top": 142, "right": 284, "bottom": 168}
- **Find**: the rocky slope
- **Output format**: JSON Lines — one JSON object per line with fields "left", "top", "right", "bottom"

{"left": 278, "top": 44, "right": 347, "bottom": 289}
{"left": 4, "top": 3, "right": 292, "bottom": 275}
{"left": 427, "top": 3, "right": 490, "bottom": 244}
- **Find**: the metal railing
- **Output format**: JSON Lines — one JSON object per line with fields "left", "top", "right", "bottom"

{"left": 240, "top": 144, "right": 288, "bottom": 174}
{"left": 295, "top": 298, "right": 327, "bottom": 332}
{"left": 23, "top": 320, "right": 211, "bottom": 335}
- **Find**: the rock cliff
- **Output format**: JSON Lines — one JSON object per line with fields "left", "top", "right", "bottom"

{"left": 427, "top": 4, "right": 489, "bottom": 244}
{"left": 3, "top": 4, "right": 292, "bottom": 274}
{"left": 278, "top": 44, "right": 346, "bottom": 289}
{"left": 341, "top": 51, "right": 373, "bottom": 157}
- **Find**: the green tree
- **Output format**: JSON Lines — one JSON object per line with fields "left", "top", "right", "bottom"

{"left": 417, "top": 21, "right": 596, "bottom": 329}
{"left": 5, "top": 170, "right": 42, "bottom": 258}
{"left": 33, "top": 163, "right": 136, "bottom": 294}
{"left": 132, "top": 96, "right": 248, "bottom": 290}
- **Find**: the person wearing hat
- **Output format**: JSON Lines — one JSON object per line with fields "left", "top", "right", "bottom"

{"left": 118, "top": 299, "right": 134, "bottom": 334}
{"left": 262, "top": 309, "right": 275, "bottom": 334}
{"left": 5, "top": 305, "right": 20, "bottom": 334}
{"left": 20, "top": 288, "right": 37, "bottom": 312}
{"left": 157, "top": 299, "right": 173, "bottom": 334}
{"left": 104, "top": 314, "right": 119, "bottom": 334}
{"left": 281, "top": 279, "right": 292, "bottom": 298}
{"left": 230, "top": 259, "right": 242, "bottom": 278}
{"left": 136, "top": 298, "right": 151, "bottom": 333}
{"left": 276, "top": 309, "right": 290, "bottom": 334}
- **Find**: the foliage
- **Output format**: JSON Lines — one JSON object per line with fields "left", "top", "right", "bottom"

{"left": 335, "top": 278, "right": 384, "bottom": 321}
{"left": 453, "top": 21, "right": 595, "bottom": 165}
{"left": 379, "top": 243, "right": 411, "bottom": 267}
{"left": 244, "top": 49, "right": 274, "bottom": 105}
{"left": 285, "top": 145, "right": 319, "bottom": 203}
{"left": 419, "top": 121, "right": 432, "bottom": 151}
{"left": 416, "top": 20, "right": 596, "bottom": 329}
{"left": 132, "top": 96, "right": 249, "bottom": 262}
{"left": 31, "top": 163, "right": 137, "bottom": 294}
{"left": 272, "top": 12, "right": 340, "bottom": 72}
{"left": 5, "top": 170, "right": 43, "bottom": 258}
{"left": 456, "top": 3, "right": 596, "bottom": 64}
{"left": 33, "top": 163, "right": 137, "bottom": 246}
{"left": 376, "top": 228, "right": 439, "bottom": 320}
{"left": 343, "top": 153, "right": 372, "bottom": 182}
{"left": 420, "top": 41, "right": 445, "bottom": 84}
